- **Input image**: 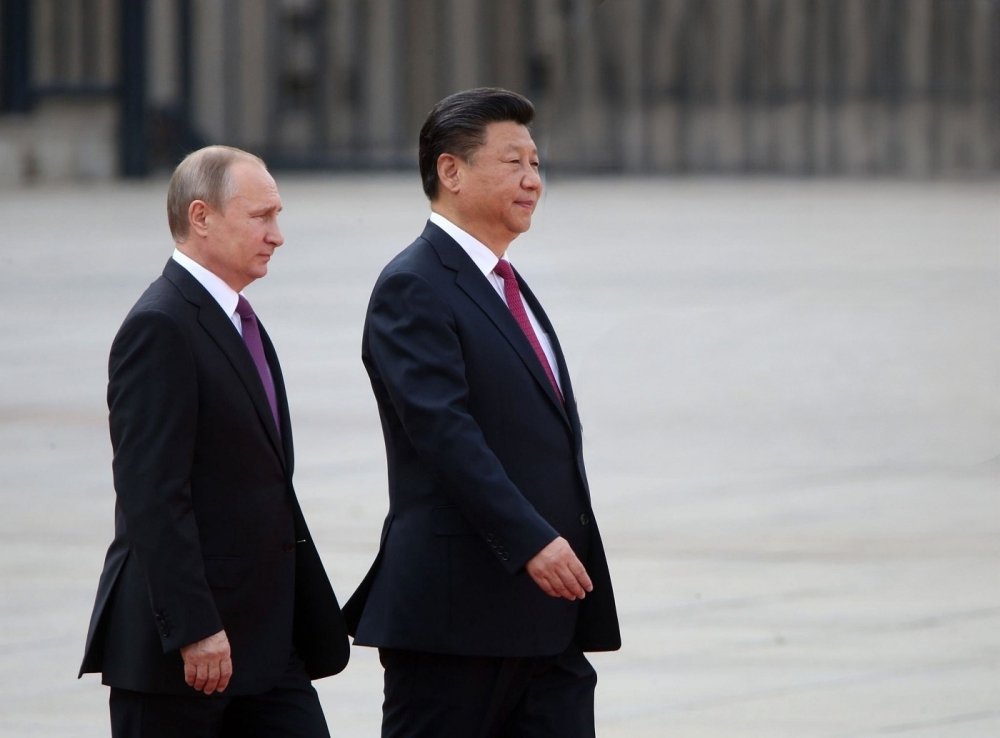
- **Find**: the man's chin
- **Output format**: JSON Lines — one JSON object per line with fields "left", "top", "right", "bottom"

{"left": 511, "top": 218, "right": 533, "bottom": 235}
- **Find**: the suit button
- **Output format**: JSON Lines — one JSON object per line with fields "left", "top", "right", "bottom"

{"left": 579, "top": 513, "right": 590, "bottom": 526}
{"left": 282, "top": 543, "right": 295, "bottom": 553}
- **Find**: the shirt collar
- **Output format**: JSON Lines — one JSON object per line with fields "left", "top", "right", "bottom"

{"left": 429, "top": 211, "right": 507, "bottom": 278}
{"left": 172, "top": 248, "right": 241, "bottom": 321}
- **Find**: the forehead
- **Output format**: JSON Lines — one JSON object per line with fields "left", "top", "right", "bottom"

{"left": 229, "top": 161, "right": 280, "bottom": 202}
{"left": 481, "top": 121, "right": 536, "bottom": 152}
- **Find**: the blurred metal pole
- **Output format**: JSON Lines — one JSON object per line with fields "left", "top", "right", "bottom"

{"left": 222, "top": 0, "right": 239, "bottom": 143}
{"left": 177, "top": 0, "right": 193, "bottom": 140}
{"left": 119, "top": 0, "right": 148, "bottom": 176}
{"left": 1, "top": 0, "right": 32, "bottom": 112}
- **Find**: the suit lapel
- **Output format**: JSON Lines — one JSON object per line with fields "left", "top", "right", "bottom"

{"left": 163, "top": 260, "right": 287, "bottom": 466}
{"left": 259, "top": 321, "right": 295, "bottom": 471}
{"left": 422, "top": 223, "right": 570, "bottom": 425}
{"left": 518, "top": 275, "right": 575, "bottom": 407}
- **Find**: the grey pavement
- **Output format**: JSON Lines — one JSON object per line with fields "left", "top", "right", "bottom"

{"left": 1, "top": 175, "right": 998, "bottom": 737}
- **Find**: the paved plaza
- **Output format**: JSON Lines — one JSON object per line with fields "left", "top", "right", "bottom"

{"left": 1, "top": 175, "right": 998, "bottom": 737}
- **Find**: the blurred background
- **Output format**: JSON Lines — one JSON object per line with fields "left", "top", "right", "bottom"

{"left": 1, "top": 0, "right": 999, "bottom": 184}
{"left": 2, "top": 3, "right": 999, "bottom": 737}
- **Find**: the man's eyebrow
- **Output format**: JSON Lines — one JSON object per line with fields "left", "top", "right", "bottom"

{"left": 250, "top": 203, "right": 282, "bottom": 214}
{"left": 501, "top": 144, "right": 537, "bottom": 154}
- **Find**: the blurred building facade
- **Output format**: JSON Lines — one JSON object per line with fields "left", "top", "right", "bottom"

{"left": 1, "top": 0, "right": 998, "bottom": 183}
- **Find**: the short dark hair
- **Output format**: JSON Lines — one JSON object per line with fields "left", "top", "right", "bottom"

{"left": 418, "top": 87, "right": 535, "bottom": 200}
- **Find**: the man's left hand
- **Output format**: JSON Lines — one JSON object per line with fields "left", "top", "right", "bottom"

{"left": 525, "top": 537, "right": 593, "bottom": 601}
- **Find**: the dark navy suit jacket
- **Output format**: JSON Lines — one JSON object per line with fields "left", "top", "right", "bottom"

{"left": 345, "top": 221, "right": 620, "bottom": 656}
{"left": 80, "top": 259, "right": 349, "bottom": 694}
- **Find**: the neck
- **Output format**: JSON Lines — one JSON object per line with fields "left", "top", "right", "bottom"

{"left": 431, "top": 205, "right": 511, "bottom": 258}
{"left": 175, "top": 242, "right": 249, "bottom": 293}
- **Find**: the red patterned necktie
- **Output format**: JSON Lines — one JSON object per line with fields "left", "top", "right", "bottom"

{"left": 493, "top": 259, "right": 563, "bottom": 402}
{"left": 235, "top": 296, "right": 281, "bottom": 432}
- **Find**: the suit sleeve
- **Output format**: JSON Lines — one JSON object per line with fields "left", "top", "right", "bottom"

{"left": 365, "top": 270, "right": 558, "bottom": 573}
{"left": 108, "top": 308, "right": 223, "bottom": 653}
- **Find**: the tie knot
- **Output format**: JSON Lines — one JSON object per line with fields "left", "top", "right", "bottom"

{"left": 236, "top": 295, "right": 255, "bottom": 320}
{"left": 493, "top": 259, "right": 515, "bottom": 281}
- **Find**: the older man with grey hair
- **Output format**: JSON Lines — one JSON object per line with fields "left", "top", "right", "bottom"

{"left": 80, "top": 145, "right": 349, "bottom": 738}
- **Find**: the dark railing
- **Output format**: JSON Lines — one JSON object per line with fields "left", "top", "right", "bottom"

{"left": 235, "top": 0, "right": 998, "bottom": 176}
{"left": 1, "top": 0, "right": 138, "bottom": 171}
{"left": 2, "top": 0, "right": 998, "bottom": 177}
{"left": 533, "top": 0, "right": 1000, "bottom": 175}
{"left": 20, "top": 0, "right": 118, "bottom": 98}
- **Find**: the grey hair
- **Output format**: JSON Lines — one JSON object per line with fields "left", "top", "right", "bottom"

{"left": 167, "top": 145, "right": 266, "bottom": 242}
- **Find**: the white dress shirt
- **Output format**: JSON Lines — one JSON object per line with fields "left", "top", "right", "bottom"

{"left": 172, "top": 248, "right": 244, "bottom": 335}
{"left": 429, "top": 212, "right": 562, "bottom": 392}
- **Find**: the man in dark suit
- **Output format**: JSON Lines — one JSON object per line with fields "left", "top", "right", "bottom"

{"left": 80, "top": 145, "right": 349, "bottom": 737}
{"left": 344, "top": 88, "right": 620, "bottom": 737}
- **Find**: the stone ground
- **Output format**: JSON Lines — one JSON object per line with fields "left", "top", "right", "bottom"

{"left": 0, "top": 175, "right": 997, "bottom": 737}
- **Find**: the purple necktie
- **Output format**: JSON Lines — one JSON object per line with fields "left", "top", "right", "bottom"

{"left": 493, "top": 260, "right": 563, "bottom": 402}
{"left": 235, "top": 296, "right": 281, "bottom": 432}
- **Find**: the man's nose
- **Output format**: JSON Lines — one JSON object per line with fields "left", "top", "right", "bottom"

{"left": 269, "top": 223, "right": 284, "bottom": 247}
{"left": 523, "top": 167, "right": 542, "bottom": 190}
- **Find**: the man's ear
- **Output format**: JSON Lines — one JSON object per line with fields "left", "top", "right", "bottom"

{"left": 188, "top": 200, "right": 211, "bottom": 238}
{"left": 437, "top": 154, "right": 462, "bottom": 195}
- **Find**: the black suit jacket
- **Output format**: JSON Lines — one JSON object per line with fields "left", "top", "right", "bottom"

{"left": 344, "top": 221, "right": 620, "bottom": 657}
{"left": 80, "top": 259, "right": 349, "bottom": 695}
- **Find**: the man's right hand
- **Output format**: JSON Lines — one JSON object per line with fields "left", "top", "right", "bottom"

{"left": 525, "top": 537, "right": 593, "bottom": 601}
{"left": 179, "top": 629, "right": 232, "bottom": 695}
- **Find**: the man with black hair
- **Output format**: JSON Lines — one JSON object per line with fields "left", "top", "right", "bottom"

{"left": 345, "top": 88, "right": 620, "bottom": 737}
